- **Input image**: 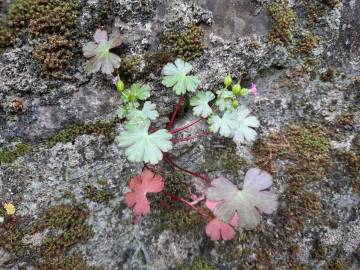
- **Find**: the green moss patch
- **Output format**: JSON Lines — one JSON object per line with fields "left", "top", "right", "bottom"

{"left": 151, "top": 172, "right": 207, "bottom": 233}
{"left": 0, "top": 20, "right": 12, "bottom": 51}
{"left": 83, "top": 184, "right": 114, "bottom": 204}
{"left": 47, "top": 118, "right": 121, "bottom": 148}
{"left": 201, "top": 141, "right": 245, "bottom": 175}
{"left": 181, "top": 257, "right": 218, "bottom": 270}
{"left": 160, "top": 24, "right": 205, "bottom": 61}
{"left": 0, "top": 143, "right": 34, "bottom": 163}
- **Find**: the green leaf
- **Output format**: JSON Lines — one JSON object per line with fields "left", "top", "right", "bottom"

{"left": 117, "top": 122, "right": 173, "bottom": 164}
{"left": 190, "top": 91, "right": 215, "bottom": 118}
{"left": 232, "top": 107, "right": 260, "bottom": 144}
{"left": 208, "top": 110, "right": 238, "bottom": 137}
{"left": 123, "top": 84, "right": 151, "bottom": 103}
{"left": 117, "top": 102, "right": 139, "bottom": 119}
{"left": 215, "top": 89, "right": 235, "bottom": 111}
{"left": 162, "top": 59, "right": 201, "bottom": 95}
{"left": 128, "top": 101, "right": 159, "bottom": 122}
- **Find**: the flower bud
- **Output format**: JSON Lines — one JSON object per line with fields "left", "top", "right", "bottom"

{"left": 232, "top": 84, "right": 241, "bottom": 95}
{"left": 116, "top": 79, "right": 125, "bottom": 92}
{"left": 224, "top": 75, "right": 232, "bottom": 87}
{"left": 232, "top": 99, "right": 239, "bottom": 108}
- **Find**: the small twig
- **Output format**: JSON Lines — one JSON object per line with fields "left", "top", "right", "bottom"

{"left": 163, "top": 192, "right": 210, "bottom": 220}
{"left": 167, "top": 96, "right": 184, "bottom": 129}
{"left": 171, "top": 131, "right": 211, "bottom": 143}
{"left": 170, "top": 118, "right": 204, "bottom": 134}
{"left": 163, "top": 154, "right": 211, "bottom": 184}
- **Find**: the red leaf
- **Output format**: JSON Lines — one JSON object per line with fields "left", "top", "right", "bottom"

{"left": 124, "top": 169, "right": 164, "bottom": 216}
{"left": 205, "top": 218, "right": 236, "bottom": 241}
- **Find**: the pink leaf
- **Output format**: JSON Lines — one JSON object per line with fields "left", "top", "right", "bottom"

{"left": 124, "top": 169, "right": 164, "bottom": 216}
{"left": 205, "top": 218, "right": 236, "bottom": 241}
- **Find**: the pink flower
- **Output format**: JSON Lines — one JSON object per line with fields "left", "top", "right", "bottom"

{"left": 124, "top": 169, "right": 164, "bottom": 216}
{"left": 250, "top": 83, "right": 257, "bottom": 96}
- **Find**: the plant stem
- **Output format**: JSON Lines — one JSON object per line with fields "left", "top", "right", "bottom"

{"left": 167, "top": 96, "right": 184, "bottom": 129}
{"left": 170, "top": 118, "right": 204, "bottom": 134}
{"left": 171, "top": 131, "right": 211, "bottom": 143}
{"left": 163, "top": 154, "right": 211, "bottom": 184}
{"left": 163, "top": 192, "right": 210, "bottom": 220}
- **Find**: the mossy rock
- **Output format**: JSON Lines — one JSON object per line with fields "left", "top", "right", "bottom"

{"left": 160, "top": 24, "right": 205, "bottom": 61}
{"left": 268, "top": 0, "right": 297, "bottom": 46}
{"left": 0, "top": 143, "right": 34, "bottom": 163}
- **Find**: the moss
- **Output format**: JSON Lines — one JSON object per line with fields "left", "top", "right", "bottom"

{"left": 8, "top": 0, "right": 78, "bottom": 37}
{"left": 0, "top": 20, "right": 12, "bottom": 51}
{"left": 353, "top": 177, "right": 360, "bottom": 193}
{"left": 336, "top": 112, "right": 355, "bottom": 126}
{"left": 201, "top": 141, "right": 245, "bottom": 175}
{"left": 325, "top": 258, "right": 351, "bottom": 270}
{"left": 268, "top": 0, "right": 297, "bottom": 46}
{"left": 181, "top": 257, "right": 218, "bottom": 270}
{"left": 323, "top": 0, "right": 340, "bottom": 8}
{"left": 311, "top": 240, "right": 328, "bottom": 260}
{"left": 0, "top": 224, "right": 26, "bottom": 254}
{"left": 160, "top": 24, "right": 204, "bottom": 61}
{"left": 118, "top": 51, "right": 173, "bottom": 83}
{"left": 254, "top": 124, "right": 331, "bottom": 179}
{"left": 33, "top": 35, "right": 75, "bottom": 79}
{"left": 47, "top": 118, "right": 120, "bottom": 148}
{"left": 36, "top": 253, "right": 99, "bottom": 270}
{"left": 321, "top": 68, "right": 336, "bottom": 82}
{"left": 32, "top": 204, "right": 93, "bottom": 257}
{"left": 306, "top": 2, "right": 327, "bottom": 25}
{"left": 151, "top": 172, "right": 206, "bottom": 232}
{"left": 83, "top": 185, "right": 114, "bottom": 204}
{"left": 279, "top": 167, "right": 323, "bottom": 231}
{"left": 295, "top": 33, "right": 319, "bottom": 55}
{"left": 337, "top": 150, "right": 360, "bottom": 176}
{"left": 0, "top": 143, "right": 34, "bottom": 163}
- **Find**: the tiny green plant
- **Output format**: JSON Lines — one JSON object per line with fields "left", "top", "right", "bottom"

{"left": 83, "top": 30, "right": 278, "bottom": 240}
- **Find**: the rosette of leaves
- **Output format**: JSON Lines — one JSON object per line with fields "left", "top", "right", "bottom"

{"left": 83, "top": 29, "right": 122, "bottom": 74}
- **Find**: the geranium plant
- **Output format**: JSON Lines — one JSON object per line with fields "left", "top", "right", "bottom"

{"left": 83, "top": 31, "right": 278, "bottom": 240}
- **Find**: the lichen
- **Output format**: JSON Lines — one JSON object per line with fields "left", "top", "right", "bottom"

{"left": 268, "top": 0, "right": 297, "bottom": 46}
{"left": 36, "top": 253, "right": 99, "bottom": 270}
{"left": 160, "top": 24, "right": 204, "bottom": 61}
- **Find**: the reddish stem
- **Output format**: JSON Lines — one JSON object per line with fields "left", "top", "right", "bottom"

{"left": 171, "top": 131, "right": 211, "bottom": 143}
{"left": 167, "top": 96, "right": 184, "bottom": 129}
{"left": 170, "top": 118, "right": 204, "bottom": 134}
{"left": 163, "top": 154, "right": 211, "bottom": 184}
{"left": 163, "top": 192, "right": 210, "bottom": 220}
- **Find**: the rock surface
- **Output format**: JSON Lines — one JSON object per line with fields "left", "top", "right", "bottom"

{"left": 0, "top": 0, "right": 359, "bottom": 269}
